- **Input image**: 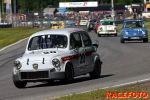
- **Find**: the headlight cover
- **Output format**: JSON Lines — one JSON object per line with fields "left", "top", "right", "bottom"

{"left": 125, "top": 31, "right": 129, "bottom": 35}
{"left": 142, "top": 31, "right": 145, "bottom": 35}
{"left": 14, "top": 60, "right": 22, "bottom": 70}
{"left": 100, "top": 27, "right": 103, "bottom": 31}
{"left": 52, "top": 58, "right": 60, "bottom": 68}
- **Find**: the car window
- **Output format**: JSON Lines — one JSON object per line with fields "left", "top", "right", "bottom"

{"left": 28, "top": 35, "right": 67, "bottom": 50}
{"left": 70, "top": 33, "right": 82, "bottom": 49}
{"left": 124, "top": 21, "right": 144, "bottom": 28}
{"left": 28, "top": 36, "right": 43, "bottom": 50}
{"left": 101, "top": 22, "right": 114, "bottom": 25}
{"left": 80, "top": 31, "right": 92, "bottom": 47}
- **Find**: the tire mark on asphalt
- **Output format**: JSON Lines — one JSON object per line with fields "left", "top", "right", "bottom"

{"left": 0, "top": 45, "right": 25, "bottom": 56}
{"left": 0, "top": 52, "right": 23, "bottom": 68}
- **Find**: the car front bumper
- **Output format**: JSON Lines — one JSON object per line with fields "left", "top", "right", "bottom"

{"left": 122, "top": 36, "right": 148, "bottom": 40}
{"left": 98, "top": 31, "right": 117, "bottom": 35}
{"left": 13, "top": 68, "right": 65, "bottom": 82}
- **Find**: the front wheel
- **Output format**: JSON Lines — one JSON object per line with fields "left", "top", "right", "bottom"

{"left": 120, "top": 37, "right": 124, "bottom": 43}
{"left": 98, "top": 34, "right": 101, "bottom": 37}
{"left": 46, "top": 80, "right": 54, "bottom": 84}
{"left": 13, "top": 81, "right": 27, "bottom": 88}
{"left": 143, "top": 38, "right": 148, "bottom": 43}
{"left": 89, "top": 60, "right": 101, "bottom": 79}
{"left": 64, "top": 63, "right": 74, "bottom": 83}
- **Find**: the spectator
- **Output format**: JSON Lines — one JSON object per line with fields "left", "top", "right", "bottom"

{"left": 138, "top": 14, "right": 142, "bottom": 20}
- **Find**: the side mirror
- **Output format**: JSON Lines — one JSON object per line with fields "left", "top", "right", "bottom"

{"left": 93, "top": 40, "right": 99, "bottom": 51}
{"left": 93, "top": 43, "right": 98, "bottom": 48}
{"left": 93, "top": 43, "right": 99, "bottom": 52}
{"left": 75, "top": 46, "right": 79, "bottom": 50}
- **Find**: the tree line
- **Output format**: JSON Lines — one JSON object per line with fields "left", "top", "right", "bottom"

{"left": 0, "top": 0, "right": 143, "bottom": 13}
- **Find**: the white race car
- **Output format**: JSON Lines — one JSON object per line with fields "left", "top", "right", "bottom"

{"left": 97, "top": 19, "right": 117, "bottom": 37}
{"left": 13, "top": 28, "right": 102, "bottom": 88}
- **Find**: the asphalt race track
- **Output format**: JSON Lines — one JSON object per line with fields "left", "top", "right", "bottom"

{"left": 0, "top": 29, "right": 150, "bottom": 100}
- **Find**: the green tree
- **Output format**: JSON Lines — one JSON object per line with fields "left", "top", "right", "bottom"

{"left": 13, "top": 0, "right": 144, "bottom": 12}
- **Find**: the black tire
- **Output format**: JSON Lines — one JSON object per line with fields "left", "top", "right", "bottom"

{"left": 89, "top": 60, "right": 101, "bottom": 79}
{"left": 64, "top": 63, "right": 74, "bottom": 83}
{"left": 46, "top": 80, "right": 54, "bottom": 84}
{"left": 13, "top": 81, "right": 27, "bottom": 88}
{"left": 114, "top": 34, "right": 117, "bottom": 36}
{"left": 98, "top": 34, "right": 101, "bottom": 37}
{"left": 120, "top": 37, "right": 124, "bottom": 43}
{"left": 143, "top": 38, "right": 148, "bottom": 43}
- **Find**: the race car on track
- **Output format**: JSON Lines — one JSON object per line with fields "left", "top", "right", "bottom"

{"left": 87, "top": 19, "right": 96, "bottom": 32}
{"left": 51, "top": 21, "right": 65, "bottom": 29}
{"left": 97, "top": 19, "right": 117, "bottom": 37}
{"left": 120, "top": 19, "right": 148, "bottom": 43}
{"left": 74, "top": 20, "right": 80, "bottom": 27}
{"left": 13, "top": 28, "right": 102, "bottom": 88}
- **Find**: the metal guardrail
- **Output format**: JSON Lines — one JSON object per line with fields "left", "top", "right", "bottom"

{"left": 1, "top": 17, "right": 150, "bottom": 28}
{"left": 0, "top": 24, "right": 12, "bottom": 28}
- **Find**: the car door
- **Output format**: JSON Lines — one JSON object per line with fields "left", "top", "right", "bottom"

{"left": 80, "top": 31, "right": 95, "bottom": 71}
{"left": 69, "top": 32, "right": 86, "bottom": 76}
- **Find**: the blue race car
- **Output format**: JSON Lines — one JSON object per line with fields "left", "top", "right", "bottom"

{"left": 120, "top": 20, "right": 148, "bottom": 43}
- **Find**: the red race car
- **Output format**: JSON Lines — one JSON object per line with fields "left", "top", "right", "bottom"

{"left": 74, "top": 20, "right": 80, "bottom": 27}
{"left": 94, "top": 19, "right": 101, "bottom": 33}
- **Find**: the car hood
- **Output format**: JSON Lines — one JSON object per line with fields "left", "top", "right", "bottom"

{"left": 21, "top": 50, "right": 69, "bottom": 62}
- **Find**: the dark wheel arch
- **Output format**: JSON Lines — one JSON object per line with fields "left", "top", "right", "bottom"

{"left": 64, "top": 62, "right": 74, "bottom": 83}
{"left": 89, "top": 59, "right": 101, "bottom": 79}
{"left": 143, "top": 38, "right": 148, "bottom": 43}
{"left": 120, "top": 37, "right": 125, "bottom": 43}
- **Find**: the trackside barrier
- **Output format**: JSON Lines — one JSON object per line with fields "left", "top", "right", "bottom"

{"left": 0, "top": 24, "right": 12, "bottom": 28}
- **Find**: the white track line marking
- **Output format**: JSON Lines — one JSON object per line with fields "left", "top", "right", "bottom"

{"left": 0, "top": 38, "right": 28, "bottom": 52}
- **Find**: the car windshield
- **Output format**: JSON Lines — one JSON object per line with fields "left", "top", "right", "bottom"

{"left": 28, "top": 35, "right": 68, "bottom": 50}
{"left": 101, "top": 22, "right": 114, "bottom": 25}
{"left": 124, "top": 21, "right": 144, "bottom": 28}
{"left": 52, "top": 24, "right": 58, "bottom": 26}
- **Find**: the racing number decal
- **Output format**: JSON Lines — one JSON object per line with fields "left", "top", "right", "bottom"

{"left": 80, "top": 53, "right": 85, "bottom": 64}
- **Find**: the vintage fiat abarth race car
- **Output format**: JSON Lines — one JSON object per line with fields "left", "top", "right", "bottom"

{"left": 13, "top": 28, "right": 102, "bottom": 88}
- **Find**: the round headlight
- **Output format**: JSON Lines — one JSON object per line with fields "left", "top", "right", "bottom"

{"left": 100, "top": 27, "right": 103, "bottom": 31}
{"left": 142, "top": 31, "right": 145, "bottom": 35}
{"left": 52, "top": 58, "right": 60, "bottom": 68}
{"left": 14, "top": 60, "right": 22, "bottom": 70}
{"left": 125, "top": 31, "right": 128, "bottom": 35}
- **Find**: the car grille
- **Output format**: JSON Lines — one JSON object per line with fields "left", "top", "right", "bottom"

{"left": 21, "top": 71, "right": 49, "bottom": 79}
{"left": 107, "top": 30, "right": 115, "bottom": 32}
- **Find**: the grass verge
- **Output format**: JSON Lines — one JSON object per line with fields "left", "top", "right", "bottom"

{"left": 0, "top": 26, "right": 49, "bottom": 49}
{"left": 49, "top": 82, "right": 150, "bottom": 100}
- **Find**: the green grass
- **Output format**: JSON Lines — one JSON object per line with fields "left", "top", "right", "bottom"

{"left": 49, "top": 82, "right": 150, "bottom": 100}
{"left": 0, "top": 26, "right": 49, "bottom": 49}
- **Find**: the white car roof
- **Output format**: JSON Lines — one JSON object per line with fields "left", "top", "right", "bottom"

{"left": 30, "top": 28, "right": 84, "bottom": 38}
